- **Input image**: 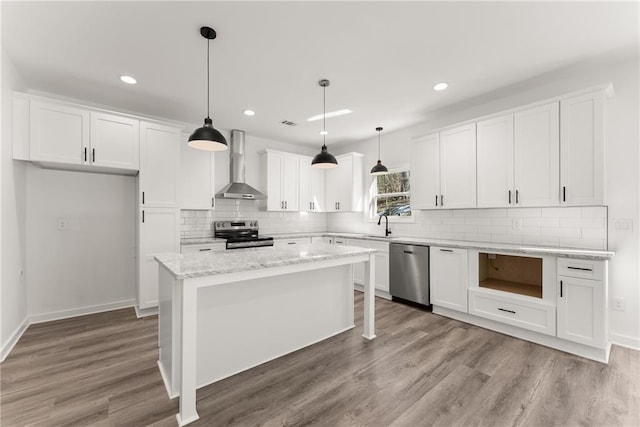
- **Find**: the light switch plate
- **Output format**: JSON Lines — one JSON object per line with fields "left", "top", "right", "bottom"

{"left": 57, "top": 218, "right": 67, "bottom": 230}
{"left": 511, "top": 218, "right": 522, "bottom": 231}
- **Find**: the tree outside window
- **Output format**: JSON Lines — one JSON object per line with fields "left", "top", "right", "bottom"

{"left": 373, "top": 170, "right": 411, "bottom": 217}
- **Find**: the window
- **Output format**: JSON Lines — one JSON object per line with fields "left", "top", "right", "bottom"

{"left": 372, "top": 169, "right": 411, "bottom": 217}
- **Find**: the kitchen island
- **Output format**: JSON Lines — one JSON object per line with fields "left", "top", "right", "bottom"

{"left": 155, "top": 243, "right": 377, "bottom": 426}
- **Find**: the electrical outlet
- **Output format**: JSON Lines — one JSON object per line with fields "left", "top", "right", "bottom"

{"left": 612, "top": 297, "right": 625, "bottom": 312}
{"left": 512, "top": 218, "right": 522, "bottom": 231}
{"left": 613, "top": 219, "right": 633, "bottom": 232}
{"left": 57, "top": 218, "right": 67, "bottom": 230}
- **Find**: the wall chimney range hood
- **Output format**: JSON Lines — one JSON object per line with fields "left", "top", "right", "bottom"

{"left": 215, "top": 130, "right": 267, "bottom": 200}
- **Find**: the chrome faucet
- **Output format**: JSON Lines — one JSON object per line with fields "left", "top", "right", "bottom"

{"left": 378, "top": 213, "right": 391, "bottom": 237}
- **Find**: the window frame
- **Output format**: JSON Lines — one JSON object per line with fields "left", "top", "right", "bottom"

{"left": 368, "top": 165, "right": 414, "bottom": 223}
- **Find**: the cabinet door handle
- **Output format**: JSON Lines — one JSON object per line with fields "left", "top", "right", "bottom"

{"left": 212, "top": 197, "right": 215, "bottom": 208}
{"left": 560, "top": 280, "right": 563, "bottom": 298}
{"left": 515, "top": 190, "right": 519, "bottom": 204}
{"left": 281, "top": 201, "right": 283, "bottom": 209}
{"left": 142, "top": 210, "right": 145, "bottom": 223}
{"left": 563, "top": 186, "right": 566, "bottom": 202}
{"left": 439, "top": 248, "right": 453, "bottom": 252}
{"left": 435, "top": 195, "right": 438, "bottom": 206}
{"left": 288, "top": 242, "right": 296, "bottom": 245}
{"left": 498, "top": 308, "right": 516, "bottom": 314}
{"left": 199, "top": 248, "right": 212, "bottom": 252}
{"left": 403, "top": 250, "right": 414, "bottom": 254}
{"left": 285, "top": 201, "right": 288, "bottom": 209}
{"left": 567, "top": 266, "right": 593, "bottom": 272}
{"left": 440, "top": 195, "right": 444, "bottom": 206}
{"left": 84, "top": 147, "right": 87, "bottom": 162}
{"left": 338, "top": 202, "right": 340, "bottom": 210}
{"left": 92, "top": 148, "right": 95, "bottom": 162}
{"left": 508, "top": 190, "right": 512, "bottom": 204}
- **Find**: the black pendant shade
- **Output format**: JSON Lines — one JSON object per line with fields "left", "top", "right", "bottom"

{"left": 311, "top": 144, "right": 338, "bottom": 168}
{"left": 311, "top": 79, "right": 338, "bottom": 169}
{"left": 188, "top": 117, "right": 228, "bottom": 151}
{"left": 370, "top": 126, "right": 389, "bottom": 175}
{"left": 188, "top": 26, "right": 228, "bottom": 152}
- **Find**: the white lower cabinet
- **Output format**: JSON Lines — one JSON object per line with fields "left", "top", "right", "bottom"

{"left": 138, "top": 208, "right": 180, "bottom": 309}
{"left": 429, "top": 247, "right": 468, "bottom": 312}
{"left": 181, "top": 243, "right": 226, "bottom": 254}
{"left": 468, "top": 289, "right": 556, "bottom": 336}
{"left": 346, "top": 239, "right": 389, "bottom": 293}
{"left": 273, "top": 237, "right": 311, "bottom": 247}
{"left": 557, "top": 258, "right": 607, "bottom": 348}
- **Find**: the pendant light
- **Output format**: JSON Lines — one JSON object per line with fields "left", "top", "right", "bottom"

{"left": 311, "top": 79, "right": 338, "bottom": 169}
{"left": 370, "top": 126, "right": 389, "bottom": 175}
{"left": 188, "top": 26, "right": 228, "bottom": 151}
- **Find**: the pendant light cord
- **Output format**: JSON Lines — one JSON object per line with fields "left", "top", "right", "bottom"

{"left": 323, "top": 84, "right": 326, "bottom": 146}
{"left": 206, "top": 37, "right": 210, "bottom": 119}
{"left": 377, "top": 129, "right": 381, "bottom": 160}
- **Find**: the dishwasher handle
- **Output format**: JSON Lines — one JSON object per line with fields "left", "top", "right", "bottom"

{"left": 403, "top": 250, "right": 414, "bottom": 254}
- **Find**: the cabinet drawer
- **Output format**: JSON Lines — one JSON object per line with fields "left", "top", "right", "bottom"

{"left": 469, "top": 289, "right": 555, "bottom": 336}
{"left": 181, "top": 243, "right": 226, "bottom": 254}
{"left": 558, "top": 258, "right": 604, "bottom": 281}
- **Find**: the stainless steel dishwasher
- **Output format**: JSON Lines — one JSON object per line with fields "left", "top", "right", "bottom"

{"left": 389, "top": 243, "right": 430, "bottom": 307}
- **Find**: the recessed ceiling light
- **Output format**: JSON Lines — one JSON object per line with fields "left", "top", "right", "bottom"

{"left": 433, "top": 82, "right": 448, "bottom": 91}
{"left": 320, "top": 130, "right": 328, "bottom": 135}
{"left": 307, "top": 109, "right": 353, "bottom": 122}
{"left": 120, "top": 75, "right": 137, "bottom": 85}
{"left": 243, "top": 109, "right": 255, "bottom": 116}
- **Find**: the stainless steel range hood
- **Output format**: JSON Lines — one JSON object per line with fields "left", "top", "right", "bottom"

{"left": 215, "top": 129, "right": 267, "bottom": 200}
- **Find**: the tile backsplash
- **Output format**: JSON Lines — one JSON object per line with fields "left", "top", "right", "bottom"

{"left": 182, "top": 202, "right": 607, "bottom": 250}
{"left": 181, "top": 199, "right": 327, "bottom": 238}
{"left": 327, "top": 206, "right": 608, "bottom": 250}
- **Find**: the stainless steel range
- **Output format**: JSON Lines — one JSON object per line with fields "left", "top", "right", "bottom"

{"left": 214, "top": 220, "right": 274, "bottom": 250}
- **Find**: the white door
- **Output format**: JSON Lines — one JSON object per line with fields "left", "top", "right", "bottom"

{"left": 179, "top": 133, "right": 215, "bottom": 209}
{"left": 410, "top": 133, "right": 440, "bottom": 209}
{"left": 440, "top": 124, "right": 477, "bottom": 209}
{"left": 325, "top": 167, "right": 340, "bottom": 212}
{"left": 139, "top": 122, "right": 180, "bottom": 208}
{"left": 477, "top": 114, "right": 515, "bottom": 208}
{"left": 560, "top": 92, "right": 604, "bottom": 206}
{"left": 138, "top": 208, "right": 180, "bottom": 309}
{"left": 336, "top": 155, "right": 354, "bottom": 211}
{"left": 281, "top": 154, "right": 299, "bottom": 211}
{"left": 310, "top": 166, "right": 326, "bottom": 212}
{"left": 29, "top": 101, "right": 88, "bottom": 165}
{"left": 514, "top": 102, "right": 560, "bottom": 207}
{"left": 430, "top": 247, "right": 468, "bottom": 312}
{"left": 557, "top": 276, "right": 605, "bottom": 347}
{"left": 266, "top": 152, "right": 284, "bottom": 211}
{"left": 90, "top": 112, "right": 139, "bottom": 170}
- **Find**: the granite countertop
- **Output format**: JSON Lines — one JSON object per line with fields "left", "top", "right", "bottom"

{"left": 156, "top": 243, "right": 377, "bottom": 279}
{"left": 180, "top": 237, "right": 227, "bottom": 245}
{"left": 180, "top": 233, "right": 613, "bottom": 260}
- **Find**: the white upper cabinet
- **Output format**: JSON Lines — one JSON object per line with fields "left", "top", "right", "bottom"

{"left": 410, "top": 133, "right": 440, "bottom": 210}
{"left": 514, "top": 102, "right": 560, "bottom": 207}
{"left": 90, "top": 112, "right": 139, "bottom": 170}
{"left": 299, "top": 155, "right": 326, "bottom": 212}
{"left": 30, "top": 100, "right": 89, "bottom": 165}
{"left": 179, "top": 133, "right": 215, "bottom": 210}
{"left": 440, "top": 123, "right": 477, "bottom": 209}
{"left": 263, "top": 150, "right": 299, "bottom": 211}
{"left": 477, "top": 114, "right": 515, "bottom": 208}
{"left": 410, "top": 124, "right": 476, "bottom": 210}
{"left": 139, "top": 121, "right": 181, "bottom": 208}
{"left": 22, "top": 96, "right": 140, "bottom": 174}
{"left": 325, "top": 153, "right": 364, "bottom": 212}
{"left": 560, "top": 91, "right": 605, "bottom": 206}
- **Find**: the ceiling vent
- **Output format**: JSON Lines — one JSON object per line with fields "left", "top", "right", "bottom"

{"left": 280, "top": 120, "right": 297, "bottom": 126}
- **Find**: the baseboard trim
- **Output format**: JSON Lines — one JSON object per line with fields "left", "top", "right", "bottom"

{"left": 29, "top": 299, "right": 136, "bottom": 324}
{"left": 353, "top": 283, "right": 392, "bottom": 300}
{"left": 135, "top": 305, "right": 158, "bottom": 318}
{"left": 610, "top": 333, "right": 640, "bottom": 351}
{"left": 1, "top": 317, "right": 29, "bottom": 362}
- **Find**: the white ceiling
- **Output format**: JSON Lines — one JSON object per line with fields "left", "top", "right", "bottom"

{"left": 2, "top": 1, "right": 638, "bottom": 147}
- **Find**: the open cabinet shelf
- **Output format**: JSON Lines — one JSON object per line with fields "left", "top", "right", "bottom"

{"left": 479, "top": 253, "right": 543, "bottom": 299}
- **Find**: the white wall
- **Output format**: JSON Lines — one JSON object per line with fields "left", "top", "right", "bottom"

{"left": 332, "top": 55, "right": 640, "bottom": 348}
{"left": 1, "top": 49, "right": 29, "bottom": 359}
{"left": 25, "top": 165, "right": 136, "bottom": 320}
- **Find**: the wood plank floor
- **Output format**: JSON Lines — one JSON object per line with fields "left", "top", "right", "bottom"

{"left": 1, "top": 292, "right": 639, "bottom": 426}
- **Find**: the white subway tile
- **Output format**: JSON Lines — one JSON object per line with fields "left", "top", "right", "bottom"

{"left": 508, "top": 208, "right": 541, "bottom": 217}
{"left": 521, "top": 226, "right": 541, "bottom": 236}
{"left": 478, "top": 208, "right": 507, "bottom": 217}
{"left": 442, "top": 217, "right": 466, "bottom": 225}
{"left": 541, "top": 207, "right": 581, "bottom": 218}
{"left": 522, "top": 235, "right": 559, "bottom": 247}
{"left": 454, "top": 224, "right": 479, "bottom": 233}
{"left": 581, "top": 206, "right": 607, "bottom": 218}
{"left": 492, "top": 234, "right": 523, "bottom": 244}
{"left": 478, "top": 225, "right": 508, "bottom": 235}
{"left": 464, "top": 233, "right": 491, "bottom": 242}
{"left": 522, "top": 217, "right": 560, "bottom": 227}
{"left": 465, "top": 217, "right": 491, "bottom": 226}
{"left": 540, "top": 227, "right": 581, "bottom": 238}
{"left": 490, "top": 217, "right": 512, "bottom": 226}
{"left": 581, "top": 228, "right": 607, "bottom": 239}
{"left": 559, "top": 237, "right": 606, "bottom": 250}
